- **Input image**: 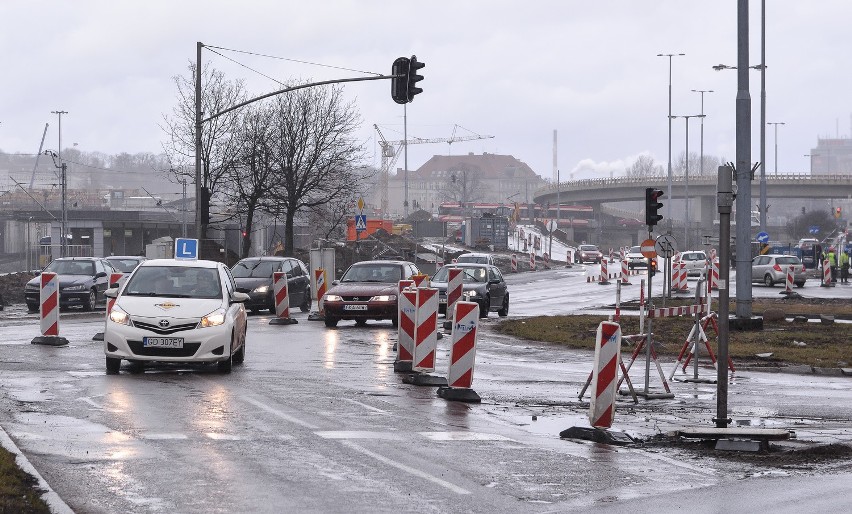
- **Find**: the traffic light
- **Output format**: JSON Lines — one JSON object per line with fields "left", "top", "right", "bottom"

{"left": 648, "top": 257, "right": 657, "bottom": 276}
{"left": 407, "top": 55, "right": 425, "bottom": 102}
{"left": 645, "top": 187, "right": 664, "bottom": 226}
{"left": 391, "top": 57, "right": 410, "bottom": 104}
{"left": 835, "top": 206, "right": 842, "bottom": 219}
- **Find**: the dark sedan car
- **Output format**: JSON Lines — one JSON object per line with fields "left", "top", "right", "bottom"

{"left": 430, "top": 263, "right": 509, "bottom": 318}
{"left": 25, "top": 257, "right": 117, "bottom": 311}
{"left": 322, "top": 260, "right": 420, "bottom": 328}
{"left": 231, "top": 257, "right": 312, "bottom": 314}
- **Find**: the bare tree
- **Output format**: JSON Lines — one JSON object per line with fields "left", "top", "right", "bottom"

{"left": 221, "top": 105, "right": 278, "bottom": 258}
{"left": 161, "top": 61, "right": 246, "bottom": 240}
{"left": 265, "top": 83, "right": 365, "bottom": 254}
{"left": 438, "top": 166, "right": 485, "bottom": 210}
{"left": 625, "top": 154, "right": 664, "bottom": 177}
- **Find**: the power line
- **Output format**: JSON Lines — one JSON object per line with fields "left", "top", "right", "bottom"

{"left": 205, "top": 44, "right": 382, "bottom": 77}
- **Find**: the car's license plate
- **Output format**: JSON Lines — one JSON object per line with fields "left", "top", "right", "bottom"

{"left": 439, "top": 298, "right": 447, "bottom": 304}
{"left": 343, "top": 304, "right": 368, "bottom": 311}
{"left": 143, "top": 337, "right": 184, "bottom": 348}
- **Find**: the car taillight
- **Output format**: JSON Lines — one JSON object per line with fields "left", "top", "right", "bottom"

{"left": 773, "top": 264, "right": 782, "bottom": 272}
{"left": 801, "top": 265, "right": 806, "bottom": 272}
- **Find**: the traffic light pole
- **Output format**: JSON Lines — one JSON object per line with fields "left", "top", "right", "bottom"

{"left": 716, "top": 165, "right": 734, "bottom": 428}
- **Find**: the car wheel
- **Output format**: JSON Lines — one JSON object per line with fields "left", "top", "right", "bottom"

{"left": 250, "top": 307, "right": 259, "bottom": 315}
{"left": 796, "top": 282, "right": 805, "bottom": 288}
{"left": 300, "top": 291, "right": 312, "bottom": 313}
{"left": 355, "top": 319, "right": 367, "bottom": 327}
{"left": 233, "top": 332, "right": 246, "bottom": 364}
{"left": 764, "top": 274, "right": 774, "bottom": 287}
{"left": 391, "top": 315, "right": 398, "bottom": 328}
{"left": 479, "top": 296, "right": 489, "bottom": 318}
{"left": 106, "top": 357, "right": 121, "bottom": 374}
{"left": 83, "top": 289, "right": 97, "bottom": 311}
{"left": 498, "top": 294, "right": 509, "bottom": 317}
{"left": 26, "top": 303, "right": 38, "bottom": 313}
{"left": 324, "top": 317, "right": 338, "bottom": 328}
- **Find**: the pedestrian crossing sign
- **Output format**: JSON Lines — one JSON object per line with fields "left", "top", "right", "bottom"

{"left": 355, "top": 215, "right": 367, "bottom": 233}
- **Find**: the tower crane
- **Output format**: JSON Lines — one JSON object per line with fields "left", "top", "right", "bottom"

{"left": 373, "top": 124, "right": 494, "bottom": 218}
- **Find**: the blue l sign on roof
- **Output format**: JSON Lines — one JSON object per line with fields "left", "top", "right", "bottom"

{"left": 175, "top": 238, "right": 199, "bottom": 260}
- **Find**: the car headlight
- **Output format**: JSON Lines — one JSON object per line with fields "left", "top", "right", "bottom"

{"left": 62, "top": 284, "right": 86, "bottom": 291}
{"left": 252, "top": 285, "right": 270, "bottom": 294}
{"left": 465, "top": 290, "right": 478, "bottom": 298}
{"left": 200, "top": 308, "right": 227, "bottom": 328}
{"left": 109, "top": 305, "right": 132, "bottom": 326}
{"left": 369, "top": 295, "right": 397, "bottom": 302}
{"left": 25, "top": 283, "right": 39, "bottom": 291}
{"left": 324, "top": 294, "right": 343, "bottom": 302}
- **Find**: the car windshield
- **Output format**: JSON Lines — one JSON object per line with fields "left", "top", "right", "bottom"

{"left": 457, "top": 255, "right": 488, "bottom": 264}
{"left": 341, "top": 264, "right": 401, "bottom": 283}
{"left": 232, "top": 260, "right": 278, "bottom": 278}
{"left": 106, "top": 258, "right": 143, "bottom": 273}
{"left": 44, "top": 260, "right": 94, "bottom": 276}
{"left": 580, "top": 245, "right": 598, "bottom": 252}
{"left": 776, "top": 256, "right": 801, "bottom": 265}
{"left": 432, "top": 266, "right": 487, "bottom": 283}
{"left": 123, "top": 265, "right": 222, "bottom": 299}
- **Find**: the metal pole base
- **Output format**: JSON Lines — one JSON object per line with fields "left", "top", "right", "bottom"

{"left": 269, "top": 317, "right": 298, "bottom": 325}
{"left": 559, "top": 426, "right": 635, "bottom": 445}
{"left": 31, "top": 336, "right": 69, "bottom": 346}
{"left": 402, "top": 373, "right": 448, "bottom": 387}
{"left": 436, "top": 386, "right": 481, "bottom": 403}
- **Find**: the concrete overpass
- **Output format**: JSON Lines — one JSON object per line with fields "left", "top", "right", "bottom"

{"left": 533, "top": 173, "right": 852, "bottom": 232}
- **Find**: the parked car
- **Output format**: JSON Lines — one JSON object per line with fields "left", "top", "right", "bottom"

{"left": 575, "top": 244, "right": 602, "bottom": 264}
{"left": 751, "top": 254, "right": 807, "bottom": 287}
{"left": 231, "top": 257, "right": 311, "bottom": 314}
{"left": 322, "top": 260, "right": 420, "bottom": 327}
{"left": 105, "top": 256, "right": 147, "bottom": 286}
{"left": 625, "top": 246, "right": 647, "bottom": 269}
{"left": 430, "top": 263, "right": 509, "bottom": 318}
{"left": 103, "top": 258, "right": 249, "bottom": 374}
{"left": 675, "top": 251, "right": 708, "bottom": 277}
{"left": 455, "top": 252, "right": 495, "bottom": 266}
{"left": 25, "top": 257, "right": 118, "bottom": 312}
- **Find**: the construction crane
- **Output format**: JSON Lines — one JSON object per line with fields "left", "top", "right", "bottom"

{"left": 373, "top": 124, "right": 494, "bottom": 218}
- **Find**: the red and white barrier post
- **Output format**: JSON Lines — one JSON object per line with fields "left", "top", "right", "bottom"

{"left": 404, "top": 287, "right": 448, "bottom": 386}
{"left": 308, "top": 268, "right": 327, "bottom": 320}
{"left": 94, "top": 272, "right": 125, "bottom": 340}
{"left": 394, "top": 283, "right": 416, "bottom": 372}
{"left": 598, "top": 259, "right": 610, "bottom": 285}
{"left": 270, "top": 271, "right": 298, "bottom": 325}
{"left": 529, "top": 251, "right": 536, "bottom": 271}
{"left": 821, "top": 259, "right": 833, "bottom": 287}
{"left": 589, "top": 321, "right": 622, "bottom": 428}
{"left": 412, "top": 273, "right": 430, "bottom": 288}
{"left": 511, "top": 253, "right": 518, "bottom": 273}
{"left": 442, "top": 268, "right": 464, "bottom": 330}
{"left": 782, "top": 264, "right": 795, "bottom": 295}
{"left": 710, "top": 258, "right": 720, "bottom": 291}
{"left": 32, "top": 272, "right": 68, "bottom": 346}
{"left": 438, "top": 301, "right": 481, "bottom": 403}
{"left": 620, "top": 250, "right": 631, "bottom": 285}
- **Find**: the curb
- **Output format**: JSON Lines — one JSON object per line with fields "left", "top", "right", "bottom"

{"left": 0, "top": 425, "right": 74, "bottom": 514}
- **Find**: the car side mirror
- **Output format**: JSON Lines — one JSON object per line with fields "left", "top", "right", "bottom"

{"left": 231, "top": 291, "right": 250, "bottom": 303}
{"left": 95, "top": 271, "right": 107, "bottom": 278}
{"left": 104, "top": 287, "right": 118, "bottom": 299}
{"left": 332, "top": 280, "right": 340, "bottom": 285}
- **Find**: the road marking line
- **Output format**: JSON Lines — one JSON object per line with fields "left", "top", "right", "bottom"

{"left": 315, "top": 431, "right": 406, "bottom": 440}
{"left": 141, "top": 433, "right": 188, "bottom": 440}
{"left": 419, "top": 432, "right": 514, "bottom": 442}
{"left": 205, "top": 433, "right": 242, "bottom": 441}
{"left": 338, "top": 398, "right": 389, "bottom": 414}
{"left": 243, "top": 396, "right": 319, "bottom": 430}
{"left": 339, "top": 440, "right": 471, "bottom": 495}
{"left": 78, "top": 397, "right": 103, "bottom": 409}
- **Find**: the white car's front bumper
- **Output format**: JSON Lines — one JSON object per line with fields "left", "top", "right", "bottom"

{"left": 104, "top": 316, "right": 234, "bottom": 363}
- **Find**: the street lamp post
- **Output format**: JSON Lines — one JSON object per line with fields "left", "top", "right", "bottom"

{"left": 691, "top": 89, "right": 713, "bottom": 243}
{"left": 670, "top": 114, "right": 705, "bottom": 249}
{"left": 804, "top": 153, "right": 816, "bottom": 174}
{"left": 768, "top": 122, "right": 785, "bottom": 176}
{"left": 658, "top": 53, "right": 686, "bottom": 229}
{"left": 51, "top": 110, "right": 68, "bottom": 257}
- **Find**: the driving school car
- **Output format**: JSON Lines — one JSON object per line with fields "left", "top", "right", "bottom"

{"left": 103, "top": 258, "right": 249, "bottom": 374}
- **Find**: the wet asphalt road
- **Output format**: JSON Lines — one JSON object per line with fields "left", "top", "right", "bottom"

{"left": 0, "top": 266, "right": 850, "bottom": 513}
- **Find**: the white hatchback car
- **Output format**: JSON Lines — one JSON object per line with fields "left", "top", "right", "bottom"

{"left": 103, "top": 259, "right": 249, "bottom": 374}
{"left": 675, "top": 251, "right": 708, "bottom": 277}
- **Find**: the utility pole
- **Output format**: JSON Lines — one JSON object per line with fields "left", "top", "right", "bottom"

{"left": 195, "top": 42, "right": 203, "bottom": 245}
{"left": 182, "top": 179, "right": 188, "bottom": 238}
{"left": 735, "top": 0, "right": 753, "bottom": 318}
{"left": 51, "top": 110, "right": 68, "bottom": 257}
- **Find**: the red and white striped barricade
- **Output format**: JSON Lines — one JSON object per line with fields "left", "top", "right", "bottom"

{"left": 710, "top": 258, "right": 720, "bottom": 290}
{"left": 270, "top": 271, "right": 298, "bottom": 325}
{"left": 413, "top": 287, "right": 439, "bottom": 372}
{"left": 445, "top": 268, "right": 463, "bottom": 321}
{"left": 543, "top": 252, "right": 551, "bottom": 269}
{"left": 394, "top": 285, "right": 417, "bottom": 372}
{"left": 529, "top": 252, "right": 536, "bottom": 271}
{"left": 821, "top": 259, "right": 833, "bottom": 287}
{"left": 438, "top": 301, "right": 482, "bottom": 402}
{"left": 782, "top": 264, "right": 795, "bottom": 295}
{"left": 598, "top": 259, "right": 610, "bottom": 285}
{"left": 412, "top": 273, "right": 430, "bottom": 288}
{"left": 94, "top": 272, "right": 125, "bottom": 340}
{"left": 709, "top": 248, "right": 717, "bottom": 262}
{"left": 314, "top": 268, "right": 327, "bottom": 316}
{"left": 620, "top": 253, "right": 631, "bottom": 285}
{"left": 511, "top": 254, "right": 518, "bottom": 273}
{"left": 589, "top": 321, "right": 622, "bottom": 428}
{"left": 32, "top": 272, "right": 68, "bottom": 346}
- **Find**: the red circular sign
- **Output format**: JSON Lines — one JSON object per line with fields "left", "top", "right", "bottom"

{"left": 640, "top": 238, "right": 657, "bottom": 258}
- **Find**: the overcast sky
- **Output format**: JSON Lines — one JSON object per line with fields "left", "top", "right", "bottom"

{"left": 1, "top": 1, "right": 850, "bottom": 183}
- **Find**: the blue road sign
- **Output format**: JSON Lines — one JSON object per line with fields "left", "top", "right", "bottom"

{"left": 809, "top": 226, "right": 820, "bottom": 235}
{"left": 355, "top": 215, "right": 367, "bottom": 233}
{"left": 175, "top": 238, "right": 199, "bottom": 260}
{"left": 756, "top": 231, "right": 769, "bottom": 243}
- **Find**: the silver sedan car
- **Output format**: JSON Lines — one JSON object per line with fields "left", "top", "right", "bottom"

{"left": 751, "top": 254, "right": 807, "bottom": 287}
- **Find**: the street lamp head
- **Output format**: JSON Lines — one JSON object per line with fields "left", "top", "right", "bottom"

{"left": 691, "top": 89, "right": 714, "bottom": 93}
{"left": 712, "top": 64, "right": 735, "bottom": 71}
